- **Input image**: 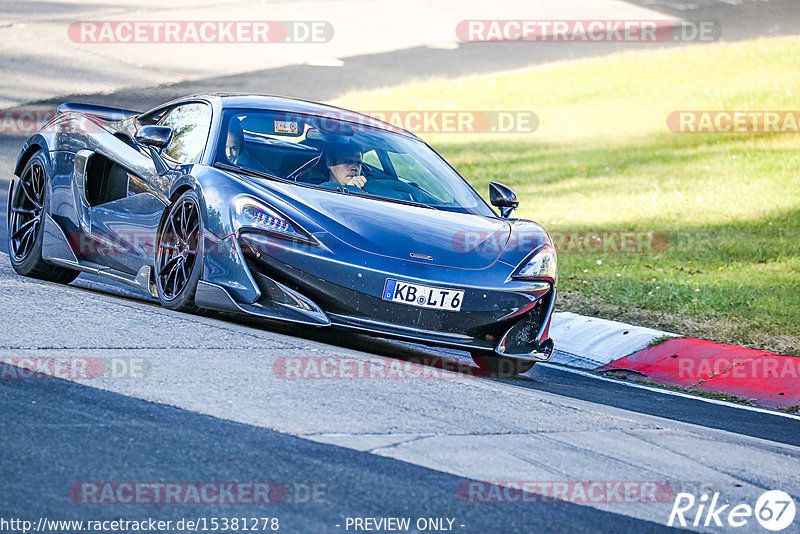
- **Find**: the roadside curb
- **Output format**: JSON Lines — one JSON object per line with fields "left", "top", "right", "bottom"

{"left": 549, "top": 312, "right": 799, "bottom": 411}
{"left": 548, "top": 311, "right": 676, "bottom": 369}
{"left": 597, "top": 338, "right": 800, "bottom": 410}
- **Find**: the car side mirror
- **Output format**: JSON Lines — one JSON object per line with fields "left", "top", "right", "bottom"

{"left": 489, "top": 182, "right": 519, "bottom": 218}
{"left": 135, "top": 126, "right": 173, "bottom": 176}
{"left": 135, "top": 125, "right": 173, "bottom": 148}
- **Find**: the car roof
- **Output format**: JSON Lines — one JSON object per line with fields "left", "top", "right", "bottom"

{"left": 176, "top": 93, "right": 420, "bottom": 140}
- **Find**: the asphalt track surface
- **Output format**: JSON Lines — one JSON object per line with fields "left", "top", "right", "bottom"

{"left": 3, "top": 1, "right": 800, "bottom": 532}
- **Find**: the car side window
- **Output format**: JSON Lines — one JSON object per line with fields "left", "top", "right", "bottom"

{"left": 159, "top": 103, "right": 212, "bottom": 164}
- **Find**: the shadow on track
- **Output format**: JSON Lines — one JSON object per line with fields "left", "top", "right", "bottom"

{"left": 0, "top": 367, "right": 678, "bottom": 533}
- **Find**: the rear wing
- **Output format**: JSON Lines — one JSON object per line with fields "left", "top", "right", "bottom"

{"left": 57, "top": 102, "right": 139, "bottom": 122}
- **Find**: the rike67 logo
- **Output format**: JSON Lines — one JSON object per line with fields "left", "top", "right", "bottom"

{"left": 668, "top": 490, "right": 796, "bottom": 531}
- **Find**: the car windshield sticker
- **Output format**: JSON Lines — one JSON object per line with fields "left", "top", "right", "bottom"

{"left": 274, "top": 120, "right": 299, "bottom": 134}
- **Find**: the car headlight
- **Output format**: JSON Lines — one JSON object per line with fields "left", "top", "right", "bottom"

{"left": 513, "top": 246, "right": 557, "bottom": 282}
{"left": 233, "top": 196, "right": 314, "bottom": 243}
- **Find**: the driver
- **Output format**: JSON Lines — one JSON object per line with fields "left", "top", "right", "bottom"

{"left": 321, "top": 142, "right": 366, "bottom": 191}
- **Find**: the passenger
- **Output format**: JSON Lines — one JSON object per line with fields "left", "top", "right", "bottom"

{"left": 225, "top": 118, "right": 266, "bottom": 171}
{"left": 225, "top": 119, "right": 244, "bottom": 163}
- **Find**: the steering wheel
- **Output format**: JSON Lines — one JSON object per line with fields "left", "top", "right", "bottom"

{"left": 363, "top": 179, "right": 423, "bottom": 202}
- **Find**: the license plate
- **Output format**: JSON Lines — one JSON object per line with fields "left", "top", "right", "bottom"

{"left": 382, "top": 279, "right": 464, "bottom": 311}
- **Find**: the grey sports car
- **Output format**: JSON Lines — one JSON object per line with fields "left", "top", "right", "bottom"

{"left": 8, "top": 93, "right": 556, "bottom": 375}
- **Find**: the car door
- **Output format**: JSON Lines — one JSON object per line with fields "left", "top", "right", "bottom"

{"left": 85, "top": 102, "right": 212, "bottom": 275}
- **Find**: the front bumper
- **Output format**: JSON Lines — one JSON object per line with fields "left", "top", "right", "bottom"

{"left": 199, "top": 231, "right": 556, "bottom": 361}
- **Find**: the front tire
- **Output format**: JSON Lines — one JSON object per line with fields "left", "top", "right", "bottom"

{"left": 471, "top": 351, "right": 535, "bottom": 376}
{"left": 8, "top": 150, "right": 79, "bottom": 283}
{"left": 155, "top": 190, "right": 205, "bottom": 313}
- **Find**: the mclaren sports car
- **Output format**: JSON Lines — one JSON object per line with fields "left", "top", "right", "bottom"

{"left": 7, "top": 94, "right": 557, "bottom": 374}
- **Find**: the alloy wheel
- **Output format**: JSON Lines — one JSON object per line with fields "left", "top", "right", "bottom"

{"left": 157, "top": 198, "right": 201, "bottom": 300}
{"left": 9, "top": 161, "right": 45, "bottom": 262}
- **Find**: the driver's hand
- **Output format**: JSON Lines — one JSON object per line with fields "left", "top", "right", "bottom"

{"left": 345, "top": 175, "right": 366, "bottom": 188}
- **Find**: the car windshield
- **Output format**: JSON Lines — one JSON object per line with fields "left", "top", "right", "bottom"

{"left": 214, "top": 108, "right": 494, "bottom": 216}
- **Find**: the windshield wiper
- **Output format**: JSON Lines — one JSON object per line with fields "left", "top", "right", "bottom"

{"left": 214, "top": 162, "right": 288, "bottom": 183}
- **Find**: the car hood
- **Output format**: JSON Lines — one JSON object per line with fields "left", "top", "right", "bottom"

{"left": 276, "top": 185, "right": 511, "bottom": 270}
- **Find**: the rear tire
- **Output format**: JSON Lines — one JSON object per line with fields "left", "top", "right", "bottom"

{"left": 8, "top": 150, "right": 79, "bottom": 283}
{"left": 471, "top": 351, "right": 535, "bottom": 377}
{"left": 155, "top": 190, "right": 205, "bottom": 313}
